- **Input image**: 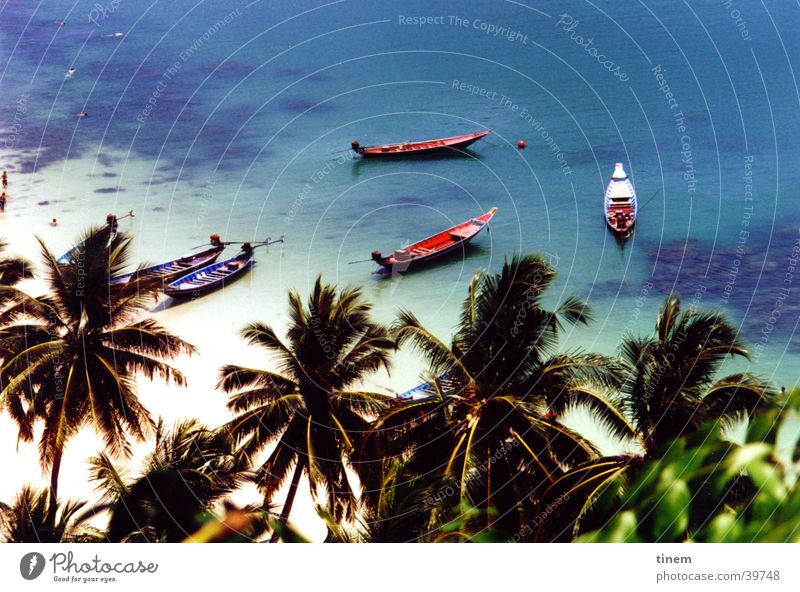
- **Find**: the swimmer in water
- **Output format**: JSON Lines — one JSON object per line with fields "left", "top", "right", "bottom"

{"left": 50, "top": 218, "right": 58, "bottom": 227}
{"left": 78, "top": 111, "right": 89, "bottom": 118}
{"left": 66, "top": 67, "right": 76, "bottom": 78}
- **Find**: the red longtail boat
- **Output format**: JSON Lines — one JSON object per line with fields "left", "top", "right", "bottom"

{"left": 351, "top": 130, "right": 490, "bottom": 158}
{"left": 371, "top": 207, "right": 497, "bottom": 275}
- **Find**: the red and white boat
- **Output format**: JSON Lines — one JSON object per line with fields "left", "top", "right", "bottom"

{"left": 351, "top": 130, "right": 490, "bottom": 158}
{"left": 371, "top": 207, "right": 497, "bottom": 274}
{"left": 604, "top": 163, "right": 637, "bottom": 239}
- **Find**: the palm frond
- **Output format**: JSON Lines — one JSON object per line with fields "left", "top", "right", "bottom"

{"left": 217, "top": 363, "right": 297, "bottom": 404}
{"left": 88, "top": 452, "right": 130, "bottom": 502}
{"left": 330, "top": 390, "right": 396, "bottom": 416}
{"left": 240, "top": 322, "right": 300, "bottom": 377}
{"left": 548, "top": 387, "right": 641, "bottom": 444}
{"left": 701, "top": 373, "right": 773, "bottom": 418}
{"left": 556, "top": 295, "right": 593, "bottom": 326}
{"left": 223, "top": 393, "right": 304, "bottom": 453}
{"left": 393, "top": 309, "right": 468, "bottom": 379}
{"left": 102, "top": 319, "right": 197, "bottom": 359}
{"left": 534, "top": 457, "right": 631, "bottom": 541}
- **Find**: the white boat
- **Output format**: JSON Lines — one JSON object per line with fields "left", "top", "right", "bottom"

{"left": 604, "top": 163, "right": 637, "bottom": 239}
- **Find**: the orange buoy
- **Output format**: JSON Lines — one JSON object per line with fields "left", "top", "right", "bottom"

{"left": 517, "top": 140, "right": 526, "bottom": 149}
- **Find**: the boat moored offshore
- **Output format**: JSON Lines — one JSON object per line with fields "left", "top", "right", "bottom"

{"left": 604, "top": 163, "right": 637, "bottom": 239}
{"left": 350, "top": 131, "right": 490, "bottom": 158}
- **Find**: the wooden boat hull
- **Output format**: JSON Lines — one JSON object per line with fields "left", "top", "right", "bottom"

{"left": 372, "top": 207, "right": 497, "bottom": 275}
{"left": 111, "top": 246, "right": 224, "bottom": 286}
{"left": 164, "top": 252, "right": 254, "bottom": 299}
{"left": 353, "top": 131, "right": 489, "bottom": 158}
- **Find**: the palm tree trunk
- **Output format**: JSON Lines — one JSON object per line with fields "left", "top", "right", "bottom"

{"left": 47, "top": 447, "right": 64, "bottom": 526}
{"left": 269, "top": 461, "right": 304, "bottom": 543}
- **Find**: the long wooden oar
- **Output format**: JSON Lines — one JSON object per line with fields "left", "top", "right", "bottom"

{"left": 348, "top": 257, "right": 374, "bottom": 264}
{"left": 190, "top": 235, "right": 285, "bottom": 250}
{"left": 251, "top": 235, "right": 285, "bottom": 249}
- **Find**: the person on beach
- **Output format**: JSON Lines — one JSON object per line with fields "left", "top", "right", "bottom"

{"left": 0, "top": 192, "right": 6, "bottom": 211}
{"left": 1, "top": 170, "right": 7, "bottom": 188}
{"left": 106, "top": 213, "right": 118, "bottom": 232}
{"left": 50, "top": 218, "right": 58, "bottom": 227}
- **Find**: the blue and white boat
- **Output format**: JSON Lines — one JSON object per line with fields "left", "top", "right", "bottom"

{"left": 111, "top": 243, "right": 225, "bottom": 286}
{"left": 397, "top": 374, "right": 458, "bottom": 401}
{"left": 164, "top": 248, "right": 254, "bottom": 299}
{"left": 57, "top": 211, "right": 135, "bottom": 265}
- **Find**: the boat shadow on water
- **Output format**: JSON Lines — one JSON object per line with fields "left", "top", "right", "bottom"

{"left": 149, "top": 277, "right": 254, "bottom": 312}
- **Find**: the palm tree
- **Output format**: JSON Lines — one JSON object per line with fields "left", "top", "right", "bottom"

{"left": 0, "top": 485, "right": 101, "bottom": 542}
{"left": 91, "top": 419, "right": 253, "bottom": 542}
{"left": 218, "top": 276, "right": 396, "bottom": 540}
{"left": 0, "top": 239, "right": 32, "bottom": 326}
{"left": 534, "top": 294, "right": 773, "bottom": 541}
{"left": 620, "top": 293, "right": 770, "bottom": 449}
{"left": 0, "top": 238, "right": 31, "bottom": 298}
{"left": 0, "top": 226, "right": 195, "bottom": 521}
{"left": 367, "top": 254, "right": 623, "bottom": 536}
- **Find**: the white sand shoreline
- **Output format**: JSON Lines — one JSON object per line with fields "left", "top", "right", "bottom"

{"left": 0, "top": 146, "right": 407, "bottom": 541}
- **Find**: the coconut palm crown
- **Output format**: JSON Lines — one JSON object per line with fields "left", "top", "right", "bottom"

{"left": 218, "top": 276, "right": 396, "bottom": 538}
{"left": 533, "top": 294, "right": 773, "bottom": 541}
{"left": 0, "top": 226, "right": 195, "bottom": 519}
{"left": 367, "top": 254, "right": 624, "bottom": 536}
{"left": 91, "top": 418, "right": 252, "bottom": 542}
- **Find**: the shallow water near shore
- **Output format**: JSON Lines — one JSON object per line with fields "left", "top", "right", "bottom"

{"left": 1, "top": 0, "right": 799, "bottom": 538}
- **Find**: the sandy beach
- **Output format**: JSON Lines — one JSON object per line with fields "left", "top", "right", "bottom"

{"left": 2, "top": 0, "right": 799, "bottom": 552}
{"left": 0, "top": 145, "right": 388, "bottom": 541}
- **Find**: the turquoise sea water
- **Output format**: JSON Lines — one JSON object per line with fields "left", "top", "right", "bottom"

{"left": 1, "top": 0, "right": 799, "bottom": 392}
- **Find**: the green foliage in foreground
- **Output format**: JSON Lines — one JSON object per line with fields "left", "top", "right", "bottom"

{"left": 577, "top": 405, "right": 800, "bottom": 543}
{"left": 260, "top": 404, "right": 800, "bottom": 543}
